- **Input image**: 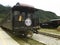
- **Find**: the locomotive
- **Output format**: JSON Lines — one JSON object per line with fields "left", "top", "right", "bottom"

{"left": 1, "top": 3, "right": 40, "bottom": 37}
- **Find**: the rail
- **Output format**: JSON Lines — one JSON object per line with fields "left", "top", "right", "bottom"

{"left": 38, "top": 32, "right": 60, "bottom": 39}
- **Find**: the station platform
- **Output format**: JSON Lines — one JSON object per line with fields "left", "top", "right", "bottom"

{"left": 0, "top": 28, "right": 19, "bottom": 45}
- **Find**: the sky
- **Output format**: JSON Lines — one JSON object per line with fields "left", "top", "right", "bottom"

{"left": 0, "top": 0, "right": 60, "bottom": 16}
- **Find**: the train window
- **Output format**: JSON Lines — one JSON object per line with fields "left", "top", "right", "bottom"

{"left": 21, "top": 12, "right": 26, "bottom": 19}
{"left": 22, "top": 12, "right": 25, "bottom": 15}
{"left": 14, "top": 11, "right": 20, "bottom": 15}
{"left": 27, "top": 13, "right": 31, "bottom": 18}
{"left": 18, "top": 12, "right": 25, "bottom": 21}
{"left": 6, "top": 14, "right": 11, "bottom": 22}
{"left": 21, "top": 12, "right": 25, "bottom": 19}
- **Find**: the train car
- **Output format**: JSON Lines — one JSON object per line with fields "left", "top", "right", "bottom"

{"left": 40, "top": 19, "right": 60, "bottom": 28}
{"left": 1, "top": 3, "right": 40, "bottom": 37}
{"left": 49, "top": 19, "right": 60, "bottom": 28}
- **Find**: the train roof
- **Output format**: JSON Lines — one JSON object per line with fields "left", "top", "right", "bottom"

{"left": 19, "top": 3, "right": 33, "bottom": 8}
{"left": 12, "top": 3, "right": 37, "bottom": 13}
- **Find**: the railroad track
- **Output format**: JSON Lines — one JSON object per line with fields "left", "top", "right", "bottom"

{"left": 2, "top": 27, "right": 60, "bottom": 45}
{"left": 38, "top": 32, "right": 60, "bottom": 39}
{"left": 2, "top": 28, "right": 45, "bottom": 45}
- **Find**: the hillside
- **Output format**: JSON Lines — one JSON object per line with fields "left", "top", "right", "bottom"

{"left": 58, "top": 16, "right": 60, "bottom": 18}
{"left": 0, "top": 4, "right": 11, "bottom": 18}
{"left": 0, "top": 4, "right": 59, "bottom": 22}
{"left": 34, "top": 10, "right": 59, "bottom": 22}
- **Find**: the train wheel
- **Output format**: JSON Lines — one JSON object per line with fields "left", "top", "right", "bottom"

{"left": 26, "top": 31, "right": 33, "bottom": 37}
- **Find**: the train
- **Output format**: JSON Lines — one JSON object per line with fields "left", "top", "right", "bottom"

{"left": 1, "top": 3, "right": 40, "bottom": 37}
{"left": 40, "top": 19, "right": 60, "bottom": 28}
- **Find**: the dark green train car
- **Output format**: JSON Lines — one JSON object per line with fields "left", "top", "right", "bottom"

{"left": 40, "top": 19, "right": 60, "bottom": 28}
{"left": 1, "top": 3, "right": 40, "bottom": 37}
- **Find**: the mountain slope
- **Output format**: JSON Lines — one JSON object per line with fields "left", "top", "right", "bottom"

{"left": 0, "top": 4, "right": 59, "bottom": 22}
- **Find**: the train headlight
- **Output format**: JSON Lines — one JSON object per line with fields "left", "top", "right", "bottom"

{"left": 25, "top": 18, "right": 32, "bottom": 26}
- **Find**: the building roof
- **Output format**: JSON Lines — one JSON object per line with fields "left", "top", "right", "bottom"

{"left": 50, "top": 19, "right": 60, "bottom": 21}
